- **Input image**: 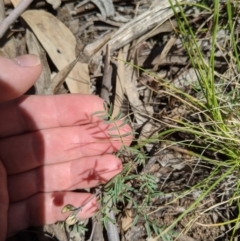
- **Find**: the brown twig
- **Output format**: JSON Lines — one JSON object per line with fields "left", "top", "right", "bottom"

{"left": 100, "top": 44, "right": 113, "bottom": 105}
{"left": 0, "top": 0, "right": 33, "bottom": 39}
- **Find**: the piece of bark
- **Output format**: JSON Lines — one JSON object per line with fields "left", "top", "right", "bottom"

{"left": 100, "top": 44, "right": 112, "bottom": 105}
{"left": 152, "top": 36, "right": 177, "bottom": 71}
{"left": 108, "top": 0, "right": 187, "bottom": 51}
{"left": 82, "top": 30, "right": 114, "bottom": 60}
{"left": 92, "top": 217, "right": 104, "bottom": 241}
{"left": 104, "top": 198, "right": 120, "bottom": 241}
{"left": 111, "top": 47, "right": 126, "bottom": 119}
{"left": 83, "top": 0, "right": 194, "bottom": 56}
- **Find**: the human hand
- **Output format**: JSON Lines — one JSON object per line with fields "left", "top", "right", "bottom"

{"left": 0, "top": 55, "right": 132, "bottom": 240}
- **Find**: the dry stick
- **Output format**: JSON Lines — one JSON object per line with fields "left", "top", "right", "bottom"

{"left": 152, "top": 36, "right": 177, "bottom": 72}
{"left": 106, "top": 203, "right": 120, "bottom": 241}
{"left": 0, "top": 0, "right": 33, "bottom": 39}
{"left": 100, "top": 44, "right": 112, "bottom": 105}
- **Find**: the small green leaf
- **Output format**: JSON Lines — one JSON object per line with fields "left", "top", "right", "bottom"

{"left": 61, "top": 204, "right": 76, "bottom": 213}
{"left": 108, "top": 132, "right": 133, "bottom": 138}
{"left": 145, "top": 220, "right": 151, "bottom": 237}
{"left": 132, "top": 215, "right": 139, "bottom": 226}
{"left": 108, "top": 104, "right": 113, "bottom": 115}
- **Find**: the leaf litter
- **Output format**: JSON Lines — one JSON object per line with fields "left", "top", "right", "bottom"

{"left": 4, "top": 0, "right": 240, "bottom": 241}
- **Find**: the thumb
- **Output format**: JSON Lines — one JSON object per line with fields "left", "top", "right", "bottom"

{"left": 0, "top": 55, "right": 42, "bottom": 102}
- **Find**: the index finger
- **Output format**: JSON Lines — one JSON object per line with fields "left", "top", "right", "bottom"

{"left": 0, "top": 94, "right": 106, "bottom": 138}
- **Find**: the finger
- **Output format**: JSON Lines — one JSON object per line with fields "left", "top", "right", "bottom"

{"left": 0, "top": 94, "right": 107, "bottom": 138}
{"left": 8, "top": 192, "right": 98, "bottom": 235}
{"left": 1, "top": 121, "right": 132, "bottom": 175}
{"left": 0, "top": 162, "right": 8, "bottom": 241}
{"left": 8, "top": 155, "right": 122, "bottom": 202}
{"left": 0, "top": 55, "right": 42, "bottom": 102}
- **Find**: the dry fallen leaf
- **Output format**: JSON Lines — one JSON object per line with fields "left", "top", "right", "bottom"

{"left": 46, "top": 0, "right": 61, "bottom": 9}
{"left": 21, "top": 10, "right": 90, "bottom": 94}
{"left": 121, "top": 210, "right": 133, "bottom": 231}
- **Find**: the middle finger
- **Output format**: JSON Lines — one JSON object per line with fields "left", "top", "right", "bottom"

{"left": 1, "top": 121, "right": 132, "bottom": 175}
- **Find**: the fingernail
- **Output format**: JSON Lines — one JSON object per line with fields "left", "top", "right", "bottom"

{"left": 13, "top": 55, "right": 41, "bottom": 67}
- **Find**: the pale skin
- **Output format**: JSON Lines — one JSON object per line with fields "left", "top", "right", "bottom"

{"left": 0, "top": 55, "right": 133, "bottom": 240}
